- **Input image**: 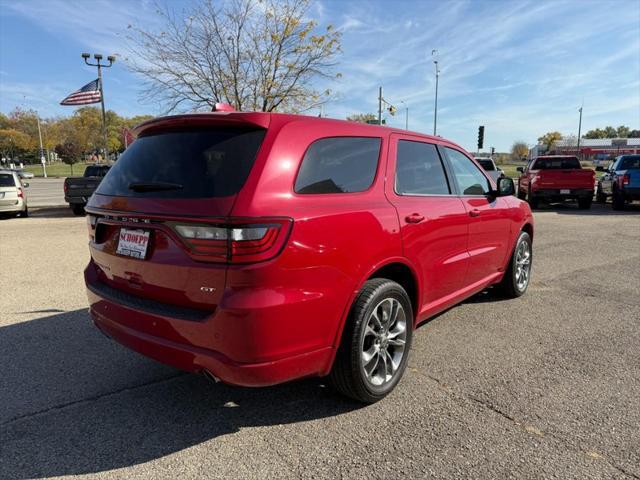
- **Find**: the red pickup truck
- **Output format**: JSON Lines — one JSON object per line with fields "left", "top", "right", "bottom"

{"left": 517, "top": 155, "right": 595, "bottom": 209}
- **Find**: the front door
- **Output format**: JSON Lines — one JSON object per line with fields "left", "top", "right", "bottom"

{"left": 443, "top": 147, "right": 512, "bottom": 286}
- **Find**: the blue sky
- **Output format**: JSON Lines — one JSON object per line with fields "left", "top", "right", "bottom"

{"left": 1, "top": 0, "right": 639, "bottom": 152}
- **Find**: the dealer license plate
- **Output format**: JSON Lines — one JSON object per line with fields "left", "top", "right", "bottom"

{"left": 560, "top": 189, "right": 570, "bottom": 194}
{"left": 116, "top": 228, "right": 150, "bottom": 259}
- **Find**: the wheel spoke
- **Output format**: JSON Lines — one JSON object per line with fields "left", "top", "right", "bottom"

{"left": 364, "top": 350, "right": 380, "bottom": 376}
{"left": 388, "top": 337, "right": 405, "bottom": 347}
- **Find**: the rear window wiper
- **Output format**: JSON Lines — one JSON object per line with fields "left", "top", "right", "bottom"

{"left": 128, "top": 181, "right": 184, "bottom": 192}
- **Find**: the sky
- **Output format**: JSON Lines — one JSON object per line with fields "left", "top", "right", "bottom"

{"left": 0, "top": 0, "right": 639, "bottom": 152}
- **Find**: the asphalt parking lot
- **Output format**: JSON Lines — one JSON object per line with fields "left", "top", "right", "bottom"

{"left": 1, "top": 204, "right": 639, "bottom": 479}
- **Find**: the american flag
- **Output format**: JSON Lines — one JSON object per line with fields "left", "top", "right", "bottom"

{"left": 60, "top": 79, "right": 101, "bottom": 106}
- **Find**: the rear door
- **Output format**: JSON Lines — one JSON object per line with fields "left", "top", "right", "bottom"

{"left": 85, "top": 126, "right": 266, "bottom": 330}
{"left": 443, "top": 147, "right": 512, "bottom": 286}
{"left": 386, "top": 135, "right": 469, "bottom": 311}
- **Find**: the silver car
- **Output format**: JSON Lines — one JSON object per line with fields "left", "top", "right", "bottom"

{"left": 475, "top": 157, "right": 505, "bottom": 183}
{"left": 0, "top": 169, "right": 29, "bottom": 217}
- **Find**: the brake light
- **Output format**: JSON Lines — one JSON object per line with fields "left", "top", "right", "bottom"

{"left": 623, "top": 174, "right": 630, "bottom": 186}
{"left": 64, "top": 182, "right": 68, "bottom": 194}
{"left": 17, "top": 188, "right": 24, "bottom": 198}
{"left": 172, "top": 218, "right": 292, "bottom": 264}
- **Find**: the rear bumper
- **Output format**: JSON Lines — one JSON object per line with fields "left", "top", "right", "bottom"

{"left": 0, "top": 198, "right": 25, "bottom": 212}
{"left": 85, "top": 264, "right": 337, "bottom": 387}
{"left": 91, "top": 307, "right": 333, "bottom": 386}
{"left": 65, "top": 196, "right": 87, "bottom": 205}
{"left": 532, "top": 188, "right": 593, "bottom": 200}
{"left": 623, "top": 187, "right": 640, "bottom": 200}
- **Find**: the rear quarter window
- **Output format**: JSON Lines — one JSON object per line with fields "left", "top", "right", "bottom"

{"left": 96, "top": 128, "right": 265, "bottom": 198}
{"left": 294, "top": 137, "right": 381, "bottom": 194}
{"left": 0, "top": 173, "right": 16, "bottom": 187}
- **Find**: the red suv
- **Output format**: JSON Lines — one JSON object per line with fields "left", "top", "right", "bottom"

{"left": 85, "top": 112, "right": 534, "bottom": 403}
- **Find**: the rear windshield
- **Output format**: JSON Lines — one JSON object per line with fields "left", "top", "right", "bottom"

{"left": 619, "top": 155, "right": 640, "bottom": 170}
{"left": 532, "top": 157, "right": 580, "bottom": 169}
{"left": 85, "top": 165, "right": 110, "bottom": 177}
{"left": 96, "top": 128, "right": 265, "bottom": 198}
{"left": 0, "top": 173, "right": 16, "bottom": 187}
{"left": 476, "top": 159, "right": 495, "bottom": 171}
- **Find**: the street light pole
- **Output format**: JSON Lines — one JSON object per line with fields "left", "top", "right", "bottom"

{"left": 82, "top": 53, "right": 115, "bottom": 162}
{"left": 576, "top": 106, "right": 583, "bottom": 159}
{"left": 400, "top": 100, "right": 409, "bottom": 130}
{"left": 378, "top": 86, "right": 383, "bottom": 126}
{"left": 36, "top": 114, "right": 46, "bottom": 178}
{"left": 432, "top": 50, "right": 440, "bottom": 136}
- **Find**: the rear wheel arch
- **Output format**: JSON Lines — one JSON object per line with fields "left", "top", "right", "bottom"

{"left": 367, "top": 261, "right": 419, "bottom": 319}
{"left": 521, "top": 222, "right": 534, "bottom": 240}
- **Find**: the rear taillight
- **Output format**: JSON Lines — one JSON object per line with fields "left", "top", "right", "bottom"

{"left": 64, "top": 182, "right": 68, "bottom": 194}
{"left": 87, "top": 214, "right": 98, "bottom": 240}
{"left": 623, "top": 174, "right": 630, "bottom": 186}
{"left": 171, "top": 218, "right": 292, "bottom": 264}
{"left": 17, "top": 188, "right": 24, "bottom": 198}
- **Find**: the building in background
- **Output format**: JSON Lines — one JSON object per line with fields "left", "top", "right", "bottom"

{"left": 529, "top": 138, "right": 640, "bottom": 163}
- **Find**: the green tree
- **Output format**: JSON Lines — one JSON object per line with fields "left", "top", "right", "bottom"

{"left": 0, "top": 128, "right": 31, "bottom": 160}
{"left": 616, "top": 125, "right": 630, "bottom": 138}
{"left": 55, "top": 141, "right": 84, "bottom": 176}
{"left": 629, "top": 129, "right": 640, "bottom": 138}
{"left": 510, "top": 141, "right": 529, "bottom": 160}
{"left": 537, "top": 131, "right": 562, "bottom": 151}
{"left": 126, "top": 0, "right": 341, "bottom": 113}
{"left": 346, "top": 113, "right": 377, "bottom": 124}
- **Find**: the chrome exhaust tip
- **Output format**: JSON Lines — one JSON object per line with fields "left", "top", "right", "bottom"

{"left": 202, "top": 370, "right": 220, "bottom": 383}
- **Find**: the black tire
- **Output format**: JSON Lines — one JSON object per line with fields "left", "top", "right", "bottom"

{"left": 71, "top": 204, "right": 85, "bottom": 216}
{"left": 329, "top": 278, "right": 413, "bottom": 404}
{"left": 497, "top": 231, "right": 532, "bottom": 298}
{"left": 596, "top": 185, "right": 606, "bottom": 203}
{"left": 612, "top": 189, "right": 625, "bottom": 211}
{"left": 527, "top": 194, "right": 539, "bottom": 209}
{"left": 517, "top": 186, "right": 526, "bottom": 200}
{"left": 577, "top": 197, "right": 592, "bottom": 210}
{"left": 19, "top": 206, "right": 29, "bottom": 218}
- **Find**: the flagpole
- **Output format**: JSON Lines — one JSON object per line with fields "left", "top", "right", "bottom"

{"left": 82, "top": 53, "right": 115, "bottom": 162}
{"left": 97, "top": 63, "right": 109, "bottom": 163}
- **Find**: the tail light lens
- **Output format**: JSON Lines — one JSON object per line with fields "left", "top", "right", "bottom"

{"left": 623, "top": 174, "right": 630, "bottom": 186}
{"left": 64, "top": 182, "right": 68, "bottom": 194}
{"left": 171, "top": 218, "right": 292, "bottom": 264}
{"left": 87, "top": 214, "right": 98, "bottom": 240}
{"left": 17, "top": 188, "right": 24, "bottom": 198}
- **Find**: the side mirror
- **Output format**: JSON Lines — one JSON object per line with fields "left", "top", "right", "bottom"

{"left": 595, "top": 166, "right": 604, "bottom": 172}
{"left": 22, "top": 182, "right": 30, "bottom": 188}
{"left": 516, "top": 167, "right": 524, "bottom": 173}
{"left": 496, "top": 177, "right": 515, "bottom": 197}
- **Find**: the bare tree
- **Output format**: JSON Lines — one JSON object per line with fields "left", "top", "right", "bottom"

{"left": 126, "top": 0, "right": 341, "bottom": 113}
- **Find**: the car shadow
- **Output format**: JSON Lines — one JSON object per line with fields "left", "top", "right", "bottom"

{"left": 0, "top": 309, "right": 361, "bottom": 479}
{"left": 29, "top": 207, "right": 78, "bottom": 218}
{"left": 532, "top": 202, "right": 640, "bottom": 216}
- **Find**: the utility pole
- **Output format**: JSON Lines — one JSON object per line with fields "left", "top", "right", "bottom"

{"left": 400, "top": 101, "right": 409, "bottom": 130}
{"left": 432, "top": 50, "right": 440, "bottom": 136}
{"left": 36, "top": 114, "right": 46, "bottom": 178}
{"left": 576, "top": 106, "right": 583, "bottom": 159}
{"left": 378, "top": 86, "right": 383, "bottom": 126}
{"left": 82, "top": 53, "right": 115, "bottom": 162}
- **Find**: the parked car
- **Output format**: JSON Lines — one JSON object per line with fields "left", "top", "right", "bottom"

{"left": 474, "top": 157, "right": 505, "bottom": 182}
{"left": 64, "top": 164, "right": 111, "bottom": 215}
{"left": 12, "top": 168, "right": 34, "bottom": 179}
{"left": 596, "top": 154, "right": 640, "bottom": 210}
{"left": 84, "top": 112, "right": 534, "bottom": 403}
{"left": 0, "top": 169, "right": 29, "bottom": 217}
{"left": 516, "top": 155, "right": 595, "bottom": 209}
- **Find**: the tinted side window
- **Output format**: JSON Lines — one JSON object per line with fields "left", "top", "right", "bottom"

{"left": 295, "top": 137, "right": 381, "bottom": 194}
{"left": 395, "top": 140, "right": 450, "bottom": 195}
{"left": 445, "top": 148, "right": 490, "bottom": 195}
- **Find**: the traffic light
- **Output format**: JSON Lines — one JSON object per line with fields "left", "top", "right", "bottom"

{"left": 388, "top": 105, "right": 397, "bottom": 116}
{"left": 477, "top": 126, "right": 485, "bottom": 150}
{"left": 490, "top": 147, "right": 495, "bottom": 156}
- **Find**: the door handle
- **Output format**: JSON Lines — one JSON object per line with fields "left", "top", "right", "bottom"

{"left": 469, "top": 209, "right": 481, "bottom": 217}
{"left": 405, "top": 213, "right": 425, "bottom": 224}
